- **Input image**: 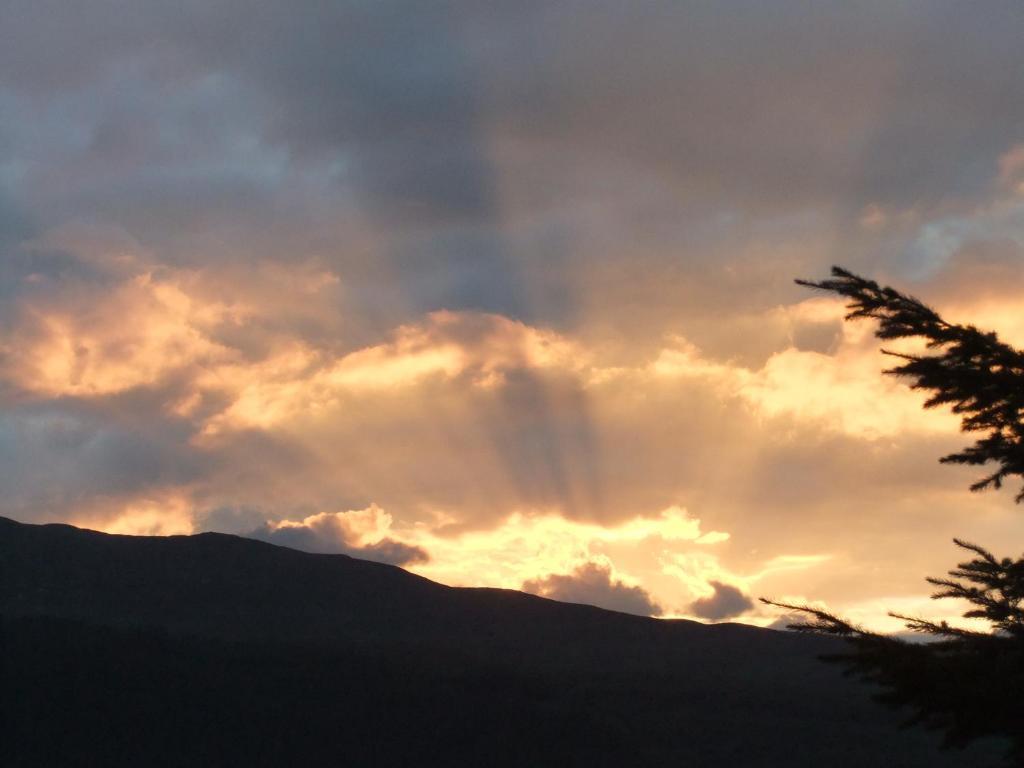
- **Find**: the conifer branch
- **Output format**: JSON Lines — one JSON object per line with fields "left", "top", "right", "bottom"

{"left": 799, "top": 266, "right": 1024, "bottom": 502}
{"left": 761, "top": 269, "right": 1024, "bottom": 763}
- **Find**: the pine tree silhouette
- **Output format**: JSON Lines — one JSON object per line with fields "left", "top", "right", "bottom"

{"left": 763, "top": 267, "right": 1024, "bottom": 765}
{"left": 797, "top": 266, "right": 1024, "bottom": 499}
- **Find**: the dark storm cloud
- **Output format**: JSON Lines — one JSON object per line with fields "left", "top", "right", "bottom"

{"left": 689, "top": 581, "right": 755, "bottom": 621}
{"left": 523, "top": 562, "right": 662, "bottom": 617}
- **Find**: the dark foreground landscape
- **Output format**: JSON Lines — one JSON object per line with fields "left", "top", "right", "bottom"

{"left": 0, "top": 517, "right": 1005, "bottom": 767}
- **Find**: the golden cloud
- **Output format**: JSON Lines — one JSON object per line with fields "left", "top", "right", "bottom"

{"left": 267, "top": 505, "right": 395, "bottom": 548}
{"left": 5, "top": 229, "right": 1016, "bottom": 632}
{"left": 4, "top": 271, "right": 240, "bottom": 398}
{"left": 74, "top": 491, "right": 196, "bottom": 537}
{"left": 648, "top": 299, "right": 959, "bottom": 439}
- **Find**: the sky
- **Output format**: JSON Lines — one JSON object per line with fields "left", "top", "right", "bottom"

{"left": 3, "top": 0, "right": 1024, "bottom": 631}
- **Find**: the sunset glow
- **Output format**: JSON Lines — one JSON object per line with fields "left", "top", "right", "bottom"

{"left": 4, "top": 1, "right": 1024, "bottom": 632}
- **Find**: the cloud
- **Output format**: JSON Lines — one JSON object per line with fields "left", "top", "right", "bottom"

{"left": 4, "top": 2, "right": 1024, "bottom": 342}
{"left": 248, "top": 507, "right": 429, "bottom": 566}
{"left": 522, "top": 561, "right": 662, "bottom": 617}
{"left": 198, "top": 308, "right": 588, "bottom": 435}
{"left": 9, "top": 1, "right": 1023, "bottom": 210}
{"left": 79, "top": 491, "right": 195, "bottom": 537}
{"left": 649, "top": 304, "right": 960, "bottom": 440}
{"left": 689, "top": 581, "right": 755, "bottom": 621}
{"left": 1, "top": 1, "right": 1024, "bottom": 632}
{"left": 766, "top": 613, "right": 809, "bottom": 633}
{"left": 0, "top": 399, "right": 201, "bottom": 523}
{"left": 0, "top": 256, "right": 1001, "bottom": 631}
{"left": 407, "top": 505, "right": 724, "bottom": 578}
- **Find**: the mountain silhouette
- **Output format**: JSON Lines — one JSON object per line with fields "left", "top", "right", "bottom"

{"left": 0, "top": 517, "right": 1005, "bottom": 766}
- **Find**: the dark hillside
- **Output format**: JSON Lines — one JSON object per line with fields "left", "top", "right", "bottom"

{"left": 0, "top": 518, "right": 1004, "bottom": 766}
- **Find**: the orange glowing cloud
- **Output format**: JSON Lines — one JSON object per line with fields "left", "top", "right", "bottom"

{"left": 73, "top": 492, "right": 196, "bottom": 537}
{"left": 198, "top": 310, "right": 588, "bottom": 434}
{"left": 4, "top": 224, "right": 1017, "bottom": 632}
{"left": 267, "top": 505, "right": 397, "bottom": 549}
{"left": 5, "top": 271, "right": 240, "bottom": 398}
{"left": 316, "top": 504, "right": 741, "bottom": 618}
{"left": 647, "top": 298, "right": 959, "bottom": 439}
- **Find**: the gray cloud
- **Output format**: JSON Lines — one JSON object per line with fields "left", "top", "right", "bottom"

{"left": 248, "top": 517, "right": 429, "bottom": 567}
{"left": 9, "top": 1, "right": 1021, "bottom": 206}
{"left": 522, "top": 562, "right": 662, "bottom": 617}
{"left": 690, "top": 581, "right": 755, "bottom": 621}
{"left": 3, "top": 2, "right": 1024, "bottom": 316}
{"left": 0, "top": 399, "right": 201, "bottom": 520}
